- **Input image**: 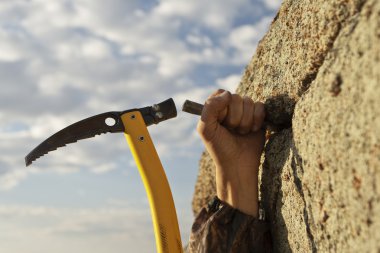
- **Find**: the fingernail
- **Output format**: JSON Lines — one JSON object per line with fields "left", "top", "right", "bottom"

{"left": 220, "top": 90, "right": 229, "bottom": 96}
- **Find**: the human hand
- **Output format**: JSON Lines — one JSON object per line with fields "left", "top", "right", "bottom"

{"left": 197, "top": 89, "right": 266, "bottom": 217}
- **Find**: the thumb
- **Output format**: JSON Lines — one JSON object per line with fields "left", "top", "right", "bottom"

{"left": 197, "top": 90, "right": 231, "bottom": 142}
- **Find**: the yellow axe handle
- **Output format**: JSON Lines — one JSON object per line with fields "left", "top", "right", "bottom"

{"left": 121, "top": 111, "right": 183, "bottom": 253}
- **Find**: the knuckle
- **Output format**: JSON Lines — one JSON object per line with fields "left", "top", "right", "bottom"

{"left": 239, "top": 119, "right": 251, "bottom": 130}
{"left": 237, "top": 120, "right": 251, "bottom": 133}
{"left": 243, "top": 96, "right": 254, "bottom": 106}
{"left": 204, "top": 97, "right": 213, "bottom": 106}
{"left": 252, "top": 102, "right": 265, "bottom": 131}
{"left": 231, "top": 93, "right": 242, "bottom": 103}
{"left": 226, "top": 118, "right": 237, "bottom": 127}
{"left": 241, "top": 97, "right": 254, "bottom": 125}
{"left": 225, "top": 94, "right": 243, "bottom": 128}
{"left": 204, "top": 96, "right": 218, "bottom": 109}
{"left": 208, "top": 89, "right": 225, "bottom": 98}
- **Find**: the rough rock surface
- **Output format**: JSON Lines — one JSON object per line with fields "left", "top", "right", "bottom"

{"left": 192, "top": 0, "right": 380, "bottom": 252}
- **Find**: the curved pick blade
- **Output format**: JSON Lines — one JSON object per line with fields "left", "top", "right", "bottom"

{"left": 25, "top": 98, "right": 178, "bottom": 167}
{"left": 25, "top": 111, "right": 124, "bottom": 166}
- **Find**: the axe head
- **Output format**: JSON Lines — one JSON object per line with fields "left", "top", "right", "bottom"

{"left": 25, "top": 98, "right": 177, "bottom": 166}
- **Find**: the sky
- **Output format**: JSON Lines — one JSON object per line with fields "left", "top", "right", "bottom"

{"left": 0, "top": 0, "right": 281, "bottom": 252}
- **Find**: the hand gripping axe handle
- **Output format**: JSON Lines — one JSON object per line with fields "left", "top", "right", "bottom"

{"left": 25, "top": 99, "right": 183, "bottom": 253}
{"left": 182, "top": 99, "right": 292, "bottom": 132}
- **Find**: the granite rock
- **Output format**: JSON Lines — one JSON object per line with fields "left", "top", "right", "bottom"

{"left": 192, "top": 0, "right": 380, "bottom": 251}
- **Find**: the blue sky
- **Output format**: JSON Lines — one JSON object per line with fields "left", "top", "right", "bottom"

{"left": 0, "top": 0, "right": 281, "bottom": 252}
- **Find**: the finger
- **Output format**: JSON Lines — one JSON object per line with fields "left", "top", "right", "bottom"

{"left": 252, "top": 102, "right": 265, "bottom": 132}
{"left": 208, "top": 89, "right": 225, "bottom": 99}
{"left": 197, "top": 90, "right": 232, "bottom": 141}
{"left": 223, "top": 94, "right": 243, "bottom": 129}
{"left": 237, "top": 96, "right": 255, "bottom": 134}
{"left": 208, "top": 89, "right": 228, "bottom": 121}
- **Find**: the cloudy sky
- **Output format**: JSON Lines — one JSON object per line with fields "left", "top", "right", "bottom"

{"left": 0, "top": 0, "right": 281, "bottom": 252}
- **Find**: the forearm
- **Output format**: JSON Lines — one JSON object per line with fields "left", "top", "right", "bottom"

{"left": 193, "top": 90, "right": 269, "bottom": 251}
{"left": 216, "top": 165, "right": 259, "bottom": 217}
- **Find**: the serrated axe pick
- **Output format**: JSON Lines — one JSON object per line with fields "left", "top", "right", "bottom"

{"left": 25, "top": 98, "right": 183, "bottom": 253}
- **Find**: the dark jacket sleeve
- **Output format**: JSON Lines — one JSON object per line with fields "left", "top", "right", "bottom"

{"left": 188, "top": 196, "right": 272, "bottom": 253}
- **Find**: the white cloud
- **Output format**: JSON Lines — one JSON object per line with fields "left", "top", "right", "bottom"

{"left": 216, "top": 74, "right": 241, "bottom": 92}
{"left": 0, "top": 38, "right": 22, "bottom": 62}
{"left": 54, "top": 37, "right": 112, "bottom": 62}
{"left": 186, "top": 33, "right": 213, "bottom": 47}
{"left": 29, "top": 114, "right": 75, "bottom": 138}
{"left": 0, "top": 25, "right": 35, "bottom": 62}
{"left": 91, "top": 163, "right": 117, "bottom": 174}
{"left": 263, "top": 0, "right": 283, "bottom": 10}
{"left": 0, "top": 203, "right": 155, "bottom": 253}
{"left": 229, "top": 25, "right": 259, "bottom": 51}
{"left": 227, "top": 16, "right": 274, "bottom": 64}
{"left": 81, "top": 38, "right": 111, "bottom": 59}
{"left": 0, "top": 169, "right": 28, "bottom": 191}
{"left": 153, "top": 0, "right": 253, "bottom": 30}
{"left": 0, "top": 201, "right": 194, "bottom": 253}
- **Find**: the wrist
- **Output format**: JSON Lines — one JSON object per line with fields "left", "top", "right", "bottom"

{"left": 216, "top": 168, "right": 259, "bottom": 217}
{"left": 217, "top": 191, "right": 259, "bottom": 217}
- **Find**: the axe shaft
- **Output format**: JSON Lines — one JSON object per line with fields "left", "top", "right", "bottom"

{"left": 182, "top": 100, "right": 204, "bottom": 116}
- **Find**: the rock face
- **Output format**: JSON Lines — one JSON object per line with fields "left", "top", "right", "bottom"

{"left": 192, "top": 0, "right": 380, "bottom": 252}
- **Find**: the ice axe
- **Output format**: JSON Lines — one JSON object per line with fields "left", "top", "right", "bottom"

{"left": 25, "top": 98, "right": 182, "bottom": 253}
